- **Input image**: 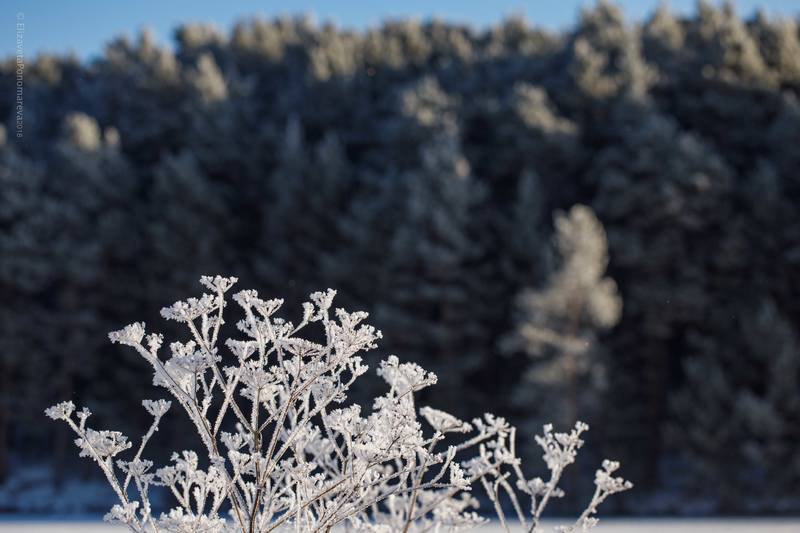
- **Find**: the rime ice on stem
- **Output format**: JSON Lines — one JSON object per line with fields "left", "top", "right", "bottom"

{"left": 48, "top": 276, "right": 630, "bottom": 532}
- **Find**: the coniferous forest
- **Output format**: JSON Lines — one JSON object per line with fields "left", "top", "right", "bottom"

{"left": 2, "top": 1, "right": 800, "bottom": 515}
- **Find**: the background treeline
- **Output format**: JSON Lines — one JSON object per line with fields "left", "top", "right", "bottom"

{"left": 2, "top": 0, "right": 800, "bottom": 514}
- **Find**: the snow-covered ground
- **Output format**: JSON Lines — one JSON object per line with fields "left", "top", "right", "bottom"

{"left": 1, "top": 519, "right": 799, "bottom": 532}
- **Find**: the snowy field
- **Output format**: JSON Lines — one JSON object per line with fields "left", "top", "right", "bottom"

{"left": 1, "top": 519, "right": 800, "bottom": 532}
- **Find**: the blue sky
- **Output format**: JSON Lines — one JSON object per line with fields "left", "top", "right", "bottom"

{"left": 6, "top": 0, "right": 800, "bottom": 60}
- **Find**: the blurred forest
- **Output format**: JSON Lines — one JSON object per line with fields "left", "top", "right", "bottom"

{"left": 2, "top": 0, "right": 800, "bottom": 515}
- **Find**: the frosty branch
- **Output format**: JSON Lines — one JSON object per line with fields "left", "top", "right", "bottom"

{"left": 46, "top": 276, "right": 630, "bottom": 532}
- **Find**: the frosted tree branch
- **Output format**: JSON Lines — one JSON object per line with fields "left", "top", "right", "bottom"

{"left": 47, "top": 276, "right": 630, "bottom": 532}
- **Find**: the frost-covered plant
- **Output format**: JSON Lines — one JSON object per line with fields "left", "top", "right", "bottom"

{"left": 474, "top": 422, "right": 632, "bottom": 533}
{"left": 47, "top": 276, "right": 630, "bottom": 532}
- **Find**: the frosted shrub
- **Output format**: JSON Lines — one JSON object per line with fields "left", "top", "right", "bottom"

{"left": 47, "top": 276, "right": 630, "bottom": 532}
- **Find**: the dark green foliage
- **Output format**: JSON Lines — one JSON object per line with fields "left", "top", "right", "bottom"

{"left": 1, "top": 2, "right": 799, "bottom": 513}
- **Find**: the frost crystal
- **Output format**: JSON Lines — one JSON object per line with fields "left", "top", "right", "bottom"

{"left": 44, "top": 401, "right": 75, "bottom": 421}
{"left": 47, "top": 276, "right": 630, "bottom": 532}
{"left": 421, "top": 406, "right": 472, "bottom": 434}
{"left": 109, "top": 322, "right": 146, "bottom": 347}
{"left": 142, "top": 399, "right": 171, "bottom": 418}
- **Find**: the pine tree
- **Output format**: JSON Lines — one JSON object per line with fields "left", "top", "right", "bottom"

{"left": 685, "top": 1, "right": 771, "bottom": 86}
{"left": 373, "top": 133, "right": 498, "bottom": 416}
{"left": 0, "top": 138, "right": 50, "bottom": 482}
{"left": 749, "top": 12, "right": 800, "bottom": 88}
{"left": 642, "top": 3, "right": 685, "bottom": 73}
{"left": 555, "top": 1, "right": 654, "bottom": 110}
{"left": 503, "top": 205, "right": 621, "bottom": 430}
{"left": 670, "top": 299, "right": 800, "bottom": 511}
{"left": 96, "top": 29, "right": 184, "bottom": 163}
{"left": 498, "top": 170, "right": 547, "bottom": 287}
{"left": 0, "top": 112, "right": 147, "bottom": 483}
{"left": 588, "top": 101, "right": 735, "bottom": 487}
{"left": 174, "top": 23, "right": 227, "bottom": 65}
{"left": 181, "top": 50, "right": 260, "bottom": 182}
{"left": 145, "top": 150, "right": 234, "bottom": 303}
{"left": 255, "top": 117, "right": 358, "bottom": 304}
{"left": 477, "top": 83, "right": 583, "bottom": 206}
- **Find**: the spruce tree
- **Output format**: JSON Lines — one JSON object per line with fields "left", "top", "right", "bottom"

{"left": 255, "top": 117, "right": 357, "bottom": 304}
{"left": 589, "top": 101, "right": 735, "bottom": 487}
{"left": 503, "top": 205, "right": 621, "bottom": 430}
{"left": 374, "top": 133, "right": 498, "bottom": 416}
{"left": 749, "top": 12, "right": 800, "bottom": 87}
{"left": 671, "top": 299, "right": 800, "bottom": 511}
